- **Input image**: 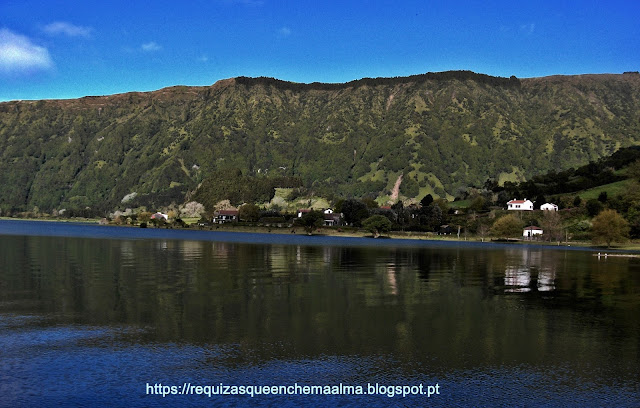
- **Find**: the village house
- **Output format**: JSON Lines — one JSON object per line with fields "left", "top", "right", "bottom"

{"left": 507, "top": 199, "right": 534, "bottom": 211}
{"left": 213, "top": 209, "right": 239, "bottom": 224}
{"left": 323, "top": 213, "right": 342, "bottom": 226}
{"left": 540, "top": 203, "right": 559, "bottom": 211}
{"left": 151, "top": 212, "right": 169, "bottom": 221}
{"left": 523, "top": 226, "right": 543, "bottom": 237}
{"left": 298, "top": 208, "right": 342, "bottom": 226}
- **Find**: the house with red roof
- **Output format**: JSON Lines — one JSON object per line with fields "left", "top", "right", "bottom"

{"left": 213, "top": 209, "right": 239, "bottom": 224}
{"left": 507, "top": 199, "right": 533, "bottom": 211}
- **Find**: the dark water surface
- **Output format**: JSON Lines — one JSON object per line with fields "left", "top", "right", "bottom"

{"left": 0, "top": 220, "right": 639, "bottom": 407}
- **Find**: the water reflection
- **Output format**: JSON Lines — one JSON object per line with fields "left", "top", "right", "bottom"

{"left": 0, "top": 234, "right": 639, "bottom": 406}
{"left": 498, "top": 248, "right": 561, "bottom": 293}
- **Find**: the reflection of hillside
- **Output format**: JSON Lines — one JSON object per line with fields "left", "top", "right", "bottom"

{"left": 0, "top": 235, "right": 638, "bottom": 374}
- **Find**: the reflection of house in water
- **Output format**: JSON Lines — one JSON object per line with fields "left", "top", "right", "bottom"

{"left": 120, "top": 240, "right": 135, "bottom": 262}
{"left": 504, "top": 266, "right": 531, "bottom": 292}
{"left": 180, "top": 240, "right": 203, "bottom": 261}
{"left": 504, "top": 249, "right": 556, "bottom": 293}
{"left": 386, "top": 265, "right": 398, "bottom": 295}
{"left": 323, "top": 247, "right": 333, "bottom": 263}
{"left": 211, "top": 242, "right": 234, "bottom": 259}
{"left": 536, "top": 268, "right": 555, "bottom": 292}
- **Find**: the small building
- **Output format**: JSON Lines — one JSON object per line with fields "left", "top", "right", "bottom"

{"left": 323, "top": 208, "right": 334, "bottom": 214}
{"left": 523, "top": 226, "right": 543, "bottom": 237}
{"left": 439, "top": 225, "right": 454, "bottom": 235}
{"left": 297, "top": 209, "right": 312, "bottom": 218}
{"left": 151, "top": 212, "right": 169, "bottom": 221}
{"left": 507, "top": 199, "right": 534, "bottom": 211}
{"left": 323, "top": 213, "right": 342, "bottom": 226}
{"left": 540, "top": 203, "right": 559, "bottom": 211}
{"left": 213, "top": 209, "right": 239, "bottom": 224}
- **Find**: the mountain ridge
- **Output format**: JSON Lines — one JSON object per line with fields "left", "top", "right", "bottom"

{"left": 6, "top": 70, "right": 637, "bottom": 105}
{"left": 1, "top": 70, "right": 639, "bottom": 213}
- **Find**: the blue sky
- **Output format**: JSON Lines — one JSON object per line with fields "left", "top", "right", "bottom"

{"left": 1, "top": 0, "right": 638, "bottom": 101}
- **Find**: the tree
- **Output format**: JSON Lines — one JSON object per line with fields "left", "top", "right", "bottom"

{"left": 540, "top": 210, "right": 563, "bottom": 242}
{"left": 138, "top": 211, "right": 151, "bottom": 223}
{"left": 341, "top": 199, "right": 369, "bottom": 226}
{"left": 295, "top": 210, "right": 324, "bottom": 235}
{"left": 476, "top": 223, "right": 491, "bottom": 242}
{"left": 362, "top": 215, "right": 392, "bottom": 238}
{"left": 591, "top": 209, "right": 630, "bottom": 247}
{"left": 597, "top": 191, "right": 608, "bottom": 203}
{"left": 469, "top": 195, "right": 488, "bottom": 212}
{"left": 238, "top": 203, "right": 260, "bottom": 222}
{"left": 627, "top": 159, "right": 640, "bottom": 181}
{"left": 585, "top": 199, "right": 603, "bottom": 217}
{"left": 180, "top": 201, "right": 205, "bottom": 218}
{"left": 573, "top": 196, "right": 582, "bottom": 207}
{"left": 490, "top": 214, "right": 523, "bottom": 238}
{"left": 391, "top": 200, "right": 409, "bottom": 230}
{"left": 534, "top": 194, "right": 546, "bottom": 210}
{"left": 361, "top": 197, "right": 379, "bottom": 209}
{"left": 420, "top": 194, "right": 434, "bottom": 207}
{"left": 418, "top": 203, "right": 443, "bottom": 231}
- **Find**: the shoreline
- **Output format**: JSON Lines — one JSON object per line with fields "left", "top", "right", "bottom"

{"left": 3, "top": 217, "right": 639, "bottom": 253}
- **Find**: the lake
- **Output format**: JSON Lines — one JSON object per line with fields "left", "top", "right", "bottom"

{"left": 0, "top": 220, "right": 639, "bottom": 407}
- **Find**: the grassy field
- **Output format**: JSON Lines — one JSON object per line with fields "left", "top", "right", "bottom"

{"left": 576, "top": 179, "right": 634, "bottom": 200}
{"left": 449, "top": 199, "right": 471, "bottom": 209}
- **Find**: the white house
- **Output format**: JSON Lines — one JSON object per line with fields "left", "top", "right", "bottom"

{"left": 507, "top": 199, "right": 534, "bottom": 211}
{"left": 540, "top": 203, "right": 559, "bottom": 211}
{"left": 151, "top": 212, "right": 169, "bottom": 221}
{"left": 523, "top": 226, "right": 543, "bottom": 237}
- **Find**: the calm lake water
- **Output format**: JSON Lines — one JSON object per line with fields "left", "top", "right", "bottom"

{"left": 0, "top": 220, "right": 639, "bottom": 407}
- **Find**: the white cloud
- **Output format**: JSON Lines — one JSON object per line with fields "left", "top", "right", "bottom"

{"left": 0, "top": 28, "right": 53, "bottom": 74}
{"left": 141, "top": 42, "right": 162, "bottom": 52}
{"left": 277, "top": 27, "right": 292, "bottom": 38}
{"left": 43, "top": 22, "right": 92, "bottom": 38}
{"left": 197, "top": 55, "right": 209, "bottom": 62}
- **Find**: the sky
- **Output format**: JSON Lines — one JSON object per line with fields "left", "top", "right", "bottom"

{"left": 1, "top": 0, "right": 639, "bottom": 101}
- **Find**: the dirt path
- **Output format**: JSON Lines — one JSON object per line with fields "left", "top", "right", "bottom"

{"left": 390, "top": 173, "right": 403, "bottom": 201}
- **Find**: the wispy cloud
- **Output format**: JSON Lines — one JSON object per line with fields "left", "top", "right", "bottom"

{"left": 0, "top": 28, "right": 53, "bottom": 74}
{"left": 141, "top": 42, "right": 162, "bottom": 52}
{"left": 519, "top": 23, "right": 535, "bottom": 35}
{"left": 197, "top": 55, "right": 209, "bottom": 62}
{"left": 277, "top": 27, "right": 292, "bottom": 38}
{"left": 43, "top": 21, "right": 92, "bottom": 38}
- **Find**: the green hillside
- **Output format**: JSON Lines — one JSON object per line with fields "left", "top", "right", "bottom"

{"left": 577, "top": 180, "right": 634, "bottom": 201}
{"left": 1, "top": 70, "right": 640, "bottom": 214}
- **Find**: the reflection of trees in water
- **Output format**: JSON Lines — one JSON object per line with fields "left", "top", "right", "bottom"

{"left": 1, "top": 236, "right": 638, "bottom": 372}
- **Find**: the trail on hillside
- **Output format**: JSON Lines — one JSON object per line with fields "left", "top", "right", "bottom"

{"left": 390, "top": 174, "right": 403, "bottom": 201}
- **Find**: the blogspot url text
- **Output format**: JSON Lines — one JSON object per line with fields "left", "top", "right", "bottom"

{"left": 146, "top": 382, "right": 440, "bottom": 398}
